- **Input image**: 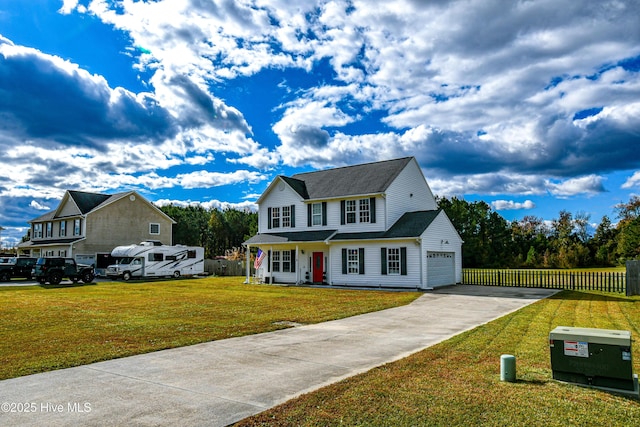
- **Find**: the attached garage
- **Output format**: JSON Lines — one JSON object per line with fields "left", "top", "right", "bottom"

{"left": 427, "top": 251, "right": 455, "bottom": 288}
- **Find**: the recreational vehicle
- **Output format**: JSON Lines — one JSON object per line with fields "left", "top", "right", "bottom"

{"left": 106, "top": 241, "right": 204, "bottom": 281}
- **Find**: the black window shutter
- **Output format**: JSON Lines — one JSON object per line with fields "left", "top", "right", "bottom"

{"left": 322, "top": 202, "right": 327, "bottom": 226}
{"left": 342, "top": 248, "right": 347, "bottom": 274}
{"left": 267, "top": 207, "right": 272, "bottom": 230}
{"left": 267, "top": 250, "right": 271, "bottom": 272}
{"left": 340, "top": 201, "right": 346, "bottom": 225}
{"left": 291, "top": 205, "right": 295, "bottom": 228}
{"left": 401, "top": 247, "right": 407, "bottom": 275}
{"left": 290, "top": 249, "right": 296, "bottom": 272}
{"left": 370, "top": 197, "right": 376, "bottom": 223}
{"left": 307, "top": 204, "right": 312, "bottom": 227}
{"left": 359, "top": 248, "right": 365, "bottom": 274}
{"left": 381, "top": 247, "right": 387, "bottom": 275}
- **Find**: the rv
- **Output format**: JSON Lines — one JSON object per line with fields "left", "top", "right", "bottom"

{"left": 106, "top": 241, "right": 204, "bottom": 281}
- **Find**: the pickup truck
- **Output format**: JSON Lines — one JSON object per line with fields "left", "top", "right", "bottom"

{"left": 32, "top": 257, "right": 95, "bottom": 285}
{"left": 0, "top": 257, "right": 37, "bottom": 281}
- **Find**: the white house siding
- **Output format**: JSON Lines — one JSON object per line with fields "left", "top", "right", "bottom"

{"left": 328, "top": 240, "right": 422, "bottom": 289}
{"left": 385, "top": 159, "right": 437, "bottom": 228}
{"left": 258, "top": 181, "right": 304, "bottom": 233}
{"left": 421, "top": 212, "right": 463, "bottom": 287}
{"left": 325, "top": 195, "right": 387, "bottom": 233}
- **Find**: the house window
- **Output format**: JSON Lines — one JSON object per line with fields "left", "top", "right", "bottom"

{"left": 272, "top": 250, "right": 280, "bottom": 272}
{"left": 271, "top": 207, "right": 280, "bottom": 228}
{"left": 149, "top": 223, "right": 160, "bottom": 235}
{"left": 282, "top": 250, "right": 291, "bottom": 272}
{"left": 33, "top": 224, "right": 43, "bottom": 239}
{"left": 387, "top": 248, "right": 400, "bottom": 275}
{"left": 312, "top": 203, "right": 323, "bottom": 226}
{"left": 44, "top": 250, "right": 54, "bottom": 257}
{"left": 58, "top": 250, "right": 67, "bottom": 257}
{"left": 345, "top": 200, "right": 356, "bottom": 224}
{"left": 341, "top": 198, "right": 376, "bottom": 225}
{"left": 73, "top": 219, "right": 82, "bottom": 236}
{"left": 347, "top": 249, "right": 360, "bottom": 274}
{"left": 359, "top": 199, "right": 370, "bottom": 223}
{"left": 381, "top": 247, "right": 408, "bottom": 276}
{"left": 282, "top": 206, "right": 291, "bottom": 228}
{"left": 59, "top": 221, "right": 66, "bottom": 237}
{"left": 46, "top": 222, "right": 53, "bottom": 238}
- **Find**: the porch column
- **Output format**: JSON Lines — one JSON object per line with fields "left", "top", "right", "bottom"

{"left": 295, "top": 245, "right": 300, "bottom": 284}
{"left": 244, "top": 244, "right": 251, "bottom": 284}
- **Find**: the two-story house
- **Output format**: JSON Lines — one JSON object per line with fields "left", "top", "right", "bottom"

{"left": 243, "top": 157, "right": 463, "bottom": 289}
{"left": 18, "top": 190, "right": 175, "bottom": 275}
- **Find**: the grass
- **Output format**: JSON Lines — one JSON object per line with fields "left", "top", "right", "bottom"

{"left": 0, "top": 277, "right": 419, "bottom": 380}
{"left": 236, "top": 290, "right": 640, "bottom": 426}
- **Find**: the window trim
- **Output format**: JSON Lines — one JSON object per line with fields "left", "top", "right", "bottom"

{"left": 149, "top": 223, "right": 160, "bottom": 235}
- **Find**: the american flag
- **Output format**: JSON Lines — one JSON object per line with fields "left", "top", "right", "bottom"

{"left": 254, "top": 249, "right": 266, "bottom": 269}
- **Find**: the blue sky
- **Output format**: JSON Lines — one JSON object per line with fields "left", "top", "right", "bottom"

{"left": 1, "top": 0, "right": 640, "bottom": 248}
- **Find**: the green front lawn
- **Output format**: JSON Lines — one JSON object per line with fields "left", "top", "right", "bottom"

{"left": 0, "top": 277, "right": 419, "bottom": 380}
{"left": 237, "top": 290, "right": 640, "bottom": 426}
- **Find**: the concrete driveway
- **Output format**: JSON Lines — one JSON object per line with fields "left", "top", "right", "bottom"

{"left": 0, "top": 285, "right": 557, "bottom": 426}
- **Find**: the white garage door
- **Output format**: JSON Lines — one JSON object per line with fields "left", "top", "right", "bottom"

{"left": 427, "top": 252, "right": 455, "bottom": 288}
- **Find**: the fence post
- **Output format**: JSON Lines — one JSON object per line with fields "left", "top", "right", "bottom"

{"left": 626, "top": 261, "right": 640, "bottom": 296}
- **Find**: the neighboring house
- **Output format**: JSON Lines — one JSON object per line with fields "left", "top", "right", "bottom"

{"left": 244, "top": 157, "right": 463, "bottom": 290}
{"left": 18, "top": 190, "right": 175, "bottom": 275}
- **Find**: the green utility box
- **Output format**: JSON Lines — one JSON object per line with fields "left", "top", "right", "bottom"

{"left": 549, "top": 326, "right": 638, "bottom": 397}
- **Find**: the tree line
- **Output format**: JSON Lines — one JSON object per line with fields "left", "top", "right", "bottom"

{"left": 158, "top": 205, "right": 257, "bottom": 259}
{"left": 159, "top": 195, "right": 640, "bottom": 268}
{"left": 437, "top": 195, "right": 640, "bottom": 268}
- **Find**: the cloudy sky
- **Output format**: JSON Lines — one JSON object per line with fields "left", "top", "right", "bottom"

{"left": 1, "top": 0, "right": 639, "bottom": 247}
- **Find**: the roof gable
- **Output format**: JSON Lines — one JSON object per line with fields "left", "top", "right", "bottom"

{"left": 68, "top": 190, "right": 112, "bottom": 214}
{"left": 290, "top": 157, "right": 413, "bottom": 200}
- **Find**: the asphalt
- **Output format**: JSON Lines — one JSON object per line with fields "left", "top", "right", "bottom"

{"left": 0, "top": 285, "right": 558, "bottom": 426}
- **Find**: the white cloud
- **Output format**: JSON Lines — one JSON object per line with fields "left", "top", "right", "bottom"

{"left": 545, "top": 175, "right": 606, "bottom": 197}
{"left": 29, "top": 200, "right": 50, "bottom": 211}
{"left": 622, "top": 171, "right": 640, "bottom": 189}
{"left": 153, "top": 198, "right": 257, "bottom": 212}
{"left": 491, "top": 200, "right": 536, "bottom": 211}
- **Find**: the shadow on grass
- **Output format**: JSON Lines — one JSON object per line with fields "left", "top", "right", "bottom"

{"left": 39, "top": 282, "right": 98, "bottom": 290}
{"left": 548, "top": 290, "right": 634, "bottom": 303}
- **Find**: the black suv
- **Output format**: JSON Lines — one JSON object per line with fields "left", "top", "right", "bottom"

{"left": 32, "top": 258, "right": 95, "bottom": 285}
{"left": 0, "top": 257, "right": 37, "bottom": 281}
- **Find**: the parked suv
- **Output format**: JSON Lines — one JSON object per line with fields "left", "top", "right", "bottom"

{"left": 32, "top": 258, "right": 95, "bottom": 285}
{"left": 0, "top": 257, "right": 37, "bottom": 281}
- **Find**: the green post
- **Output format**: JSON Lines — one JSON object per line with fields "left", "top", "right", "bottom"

{"left": 500, "top": 354, "right": 516, "bottom": 382}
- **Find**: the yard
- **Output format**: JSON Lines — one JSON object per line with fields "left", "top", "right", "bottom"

{"left": 2, "top": 276, "right": 640, "bottom": 425}
{"left": 236, "top": 289, "right": 640, "bottom": 426}
{"left": 0, "top": 277, "right": 419, "bottom": 380}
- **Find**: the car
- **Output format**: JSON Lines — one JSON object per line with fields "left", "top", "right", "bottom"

{"left": 0, "top": 257, "right": 37, "bottom": 281}
{"left": 32, "top": 258, "right": 95, "bottom": 285}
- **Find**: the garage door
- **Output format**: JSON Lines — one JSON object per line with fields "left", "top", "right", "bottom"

{"left": 427, "top": 252, "right": 455, "bottom": 288}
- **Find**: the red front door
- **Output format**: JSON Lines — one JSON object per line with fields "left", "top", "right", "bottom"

{"left": 312, "top": 252, "right": 324, "bottom": 283}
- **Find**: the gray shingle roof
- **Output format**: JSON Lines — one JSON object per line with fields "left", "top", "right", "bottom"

{"left": 244, "top": 230, "right": 337, "bottom": 245}
{"left": 332, "top": 210, "right": 442, "bottom": 240}
{"left": 68, "top": 190, "right": 115, "bottom": 214}
{"left": 290, "top": 157, "right": 413, "bottom": 199}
